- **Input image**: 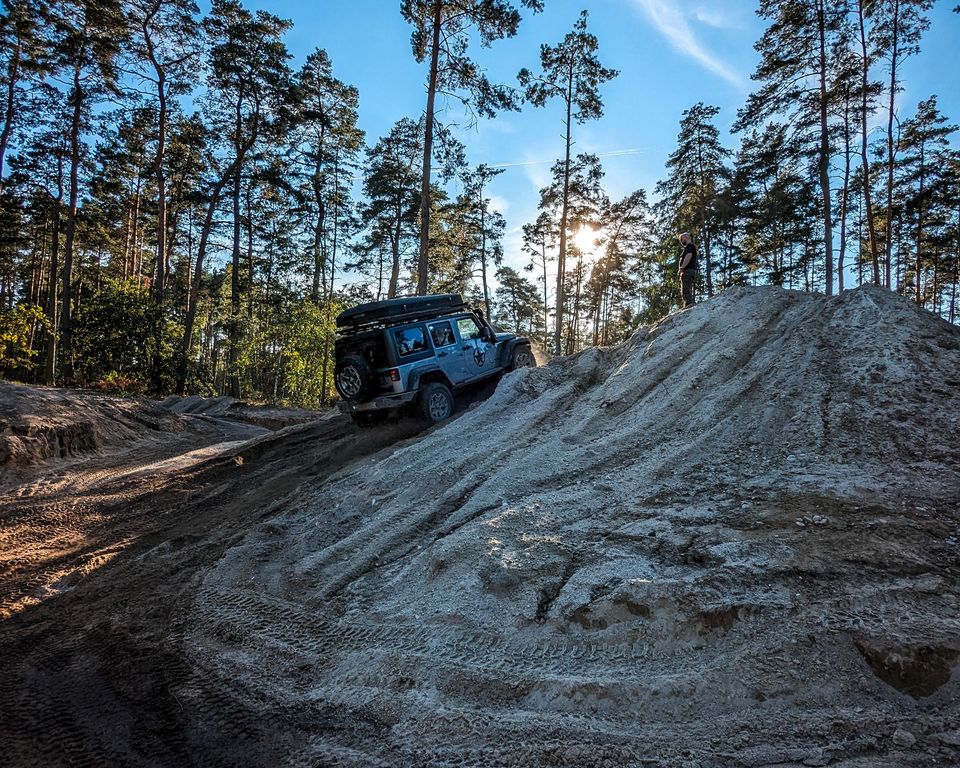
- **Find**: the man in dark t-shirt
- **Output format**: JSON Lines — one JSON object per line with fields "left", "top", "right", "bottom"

{"left": 677, "top": 232, "right": 698, "bottom": 309}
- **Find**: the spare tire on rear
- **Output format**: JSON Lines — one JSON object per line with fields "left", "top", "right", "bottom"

{"left": 334, "top": 355, "right": 374, "bottom": 401}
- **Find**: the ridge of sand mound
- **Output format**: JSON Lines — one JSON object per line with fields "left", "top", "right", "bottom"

{"left": 184, "top": 286, "right": 957, "bottom": 765}
{"left": 0, "top": 384, "right": 186, "bottom": 475}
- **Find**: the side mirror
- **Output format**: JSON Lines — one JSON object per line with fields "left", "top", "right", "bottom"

{"left": 483, "top": 327, "right": 496, "bottom": 343}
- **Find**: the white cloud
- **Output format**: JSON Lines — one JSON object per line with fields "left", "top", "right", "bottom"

{"left": 488, "top": 194, "right": 510, "bottom": 215}
{"left": 694, "top": 6, "right": 738, "bottom": 29}
{"left": 521, "top": 153, "right": 552, "bottom": 193}
{"left": 633, "top": 0, "right": 744, "bottom": 88}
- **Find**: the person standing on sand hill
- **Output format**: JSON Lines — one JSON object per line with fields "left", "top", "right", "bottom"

{"left": 677, "top": 232, "right": 698, "bottom": 309}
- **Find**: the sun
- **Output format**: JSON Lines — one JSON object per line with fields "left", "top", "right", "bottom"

{"left": 573, "top": 225, "right": 598, "bottom": 254}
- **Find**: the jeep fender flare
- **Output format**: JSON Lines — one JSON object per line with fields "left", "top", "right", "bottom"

{"left": 498, "top": 337, "right": 531, "bottom": 368}
{"left": 408, "top": 364, "right": 453, "bottom": 393}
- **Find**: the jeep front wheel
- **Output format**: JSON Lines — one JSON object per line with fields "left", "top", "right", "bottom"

{"left": 334, "top": 355, "right": 372, "bottom": 401}
{"left": 418, "top": 382, "right": 454, "bottom": 424}
{"left": 510, "top": 344, "right": 536, "bottom": 370}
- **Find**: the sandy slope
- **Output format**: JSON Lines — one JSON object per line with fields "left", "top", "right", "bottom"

{"left": 0, "top": 285, "right": 958, "bottom": 767}
{"left": 185, "top": 285, "right": 960, "bottom": 766}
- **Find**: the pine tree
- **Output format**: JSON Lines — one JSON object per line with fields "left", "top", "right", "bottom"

{"left": 735, "top": 0, "right": 846, "bottom": 295}
{"left": 122, "top": 0, "right": 200, "bottom": 301}
{"left": 0, "top": 0, "right": 49, "bottom": 197}
{"left": 519, "top": 10, "right": 617, "bottom": 354}
{"left": 897, "top": 96, "right": 957, "bottom": 306}
{"left": 356, "top": 118, "right": 421, "bottom": 299}
{"left": 535, "top": 151, "right": 607, "bottom": 354}
{"left": 867, "top": 0, "right": 934, "bottom": 288}
{"left": 401, "top": 0, "right": 542, "bottom": 296}
{"left": 191, "top": 0, "right": 290, "bottom": 397}
{"left": 49, "top": 0, "right": 126, "bottom": 382}
{"left": 730, "top": 123, "right": 820, "bottom": 288}
{"left": 494, "top": 265, "right": 542, "bottom": 338}
{"left": 591, "top": 189, "right": 653, "bottom": 345}
{"left": 521, "top": 210, "right": 555, "bottom": 352}
{"left": 854, "top": 0, "right": 883, "bottom": 283}
{"left": 87, "top": 107, "right": 154, "bottom": 281}
{"left": 656, "top": 103, "right": 728, "bottom": 297}
{"left": 292, "top": 48, "right": 363, "bottom": 305}
{"left": 460, "top": 164, "right": 504, "bottom": 319}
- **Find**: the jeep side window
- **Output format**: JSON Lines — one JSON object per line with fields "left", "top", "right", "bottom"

{"left": 429, "top": 321, "right": 455, "bottom": 348}
{"left": 457, "top": 317, "right": 482, "bottom": 341}
{"left": 394, "top": 327, "right": 427, "bottom": 356}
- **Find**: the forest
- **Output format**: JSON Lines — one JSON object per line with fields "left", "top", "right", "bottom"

{"left": 0, "top": 0, "right": 957, "bottom": 406}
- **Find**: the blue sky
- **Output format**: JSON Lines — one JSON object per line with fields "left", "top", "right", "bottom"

{"left": 249, "top": 0, "right": 959, "bottom": 279}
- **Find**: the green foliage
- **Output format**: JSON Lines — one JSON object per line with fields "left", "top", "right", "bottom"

{"left": 277, "top": 299, "right": 340, "bottom": 408}
{"left": 401, "top": 0, "right": 541, "bottom": 118}
{"left": 71, "top": 278, "right": 179, "bottom": 392}
{"left": 0, "top": 303, "right": 47, "bottom": 374}
{"left": 0, "top": 0, "right": 954, "bottom": 408}
{"left": 494, "top": 265, "right": 543, "bottom": 339}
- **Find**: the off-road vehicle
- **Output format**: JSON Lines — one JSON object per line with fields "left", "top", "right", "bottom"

{"left": 333, "top": 294, "right": 536, "bottom": 424}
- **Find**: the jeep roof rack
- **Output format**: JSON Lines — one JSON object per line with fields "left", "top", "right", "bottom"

{"left": 336, "top": 293, "right": 470, "bottom": 331}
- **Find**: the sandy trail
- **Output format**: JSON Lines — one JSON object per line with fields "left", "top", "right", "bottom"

{"left": 0, "top": 285, "right": 958, "bottom": 767}
{"left": 0, "top": 409, "right": 268, "bottom": 619}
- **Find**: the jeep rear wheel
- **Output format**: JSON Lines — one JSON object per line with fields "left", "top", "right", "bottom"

{"left": 334, "top": 355, "right": 372, "bottom": 401}
{"left": 510, "top": 344, "right": 536, "bottom": 370}
{"left": 417, "top": 382, "right": 454, "bottom": 424}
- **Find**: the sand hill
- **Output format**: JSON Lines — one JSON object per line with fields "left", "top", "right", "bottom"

{"left": 178, "top": 285, "right": 960, "bottom": 766}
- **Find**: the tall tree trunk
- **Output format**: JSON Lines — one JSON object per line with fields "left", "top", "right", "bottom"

{"left": 311, "top": 153, "right": 325, "bottom": 303}
{"left": 914, "top": 146, "right": 925, "bottom": 305}
{"left": 417, "top": 0, "right": 443, "bottom": 295}
{"left": 389, "top": 197, "right": 402, "bottom": 298}
{"left": 695, "top": 126, "right": 713, "bottom": 297}
{"left": 883, "top": 0, "right": 901, "bottom": 290}
{"left": 555, "top": 65, "right": 574, "bottom": 356}
{"left": 144, "top": 5, "right": 169, "bottom": 300}
{"left": 177, "top": 163, "right": 238, "bottom": 394}
{"left": 131, "top": 168, "right": 143, "bottom": 278}
{"left": 816, "top": 0, "right": 834, "bottom": 296}
{"left": 479, "top": 180, "right": 490, "bottom": 319}
{"left": 60, "top": 64, "right": 84, "bottom": 382}
{"left": 0, "top": 34, "right": 21, "bottom": 198}
{"left": 949, "top": 233, "right": 958, "bottom": 324}
{"left": 145, "top": 15, "right": 170, "bottom": 397}
{"left": 229, "top": 163, "right": 242, "bottom": 398}
{"left": 320, "top": 155, "right": 342, "bottom": 405}
{"left": 541, "top": 243, "right": 548, "bottom": 351}
{"left": 310, "top": 117, "right": 327, "bottom": 303}
{"left": 44, "top": 192, "right": 62, "bottom": 386}
{"left": 838, "top": 104, "right": 852, "bottom": 294}
{"left": 246, "top": 178, "right": 254, "bottom": 322}
{"left": 857, "top": 0, "right": 881, "bottom": 284}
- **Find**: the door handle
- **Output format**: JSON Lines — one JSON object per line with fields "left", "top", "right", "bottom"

{"left": 462, "top": 345, "right": 471, "bottom": 351}
{"left": 438, "top": 352, "right": 447, "bottom": 358}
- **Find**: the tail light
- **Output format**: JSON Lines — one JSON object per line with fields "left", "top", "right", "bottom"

{"left": 388, "top": 368, "right": 400, "bottom": 382}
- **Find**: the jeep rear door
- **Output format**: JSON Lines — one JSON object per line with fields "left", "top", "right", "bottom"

{"left": 427, "top": 320, "right": 466, "bottom": 383}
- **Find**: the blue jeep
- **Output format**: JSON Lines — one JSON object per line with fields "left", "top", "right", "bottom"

{"left": 333, "top": 294, "right": 536, "bottom": 424}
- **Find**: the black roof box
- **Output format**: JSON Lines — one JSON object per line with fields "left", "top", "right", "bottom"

{"left": 336, "top": 294, "right": 469, "bottom": 330}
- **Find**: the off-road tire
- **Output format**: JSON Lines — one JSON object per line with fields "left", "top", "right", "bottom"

{"left": 417, "top": 382, "right": 454, "bottom": 424}
{"left": 510, "top": 344, "right": 536, "bottom": 370}
{"left": 334, "top": 355, "right": 373, "bottom": 401}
